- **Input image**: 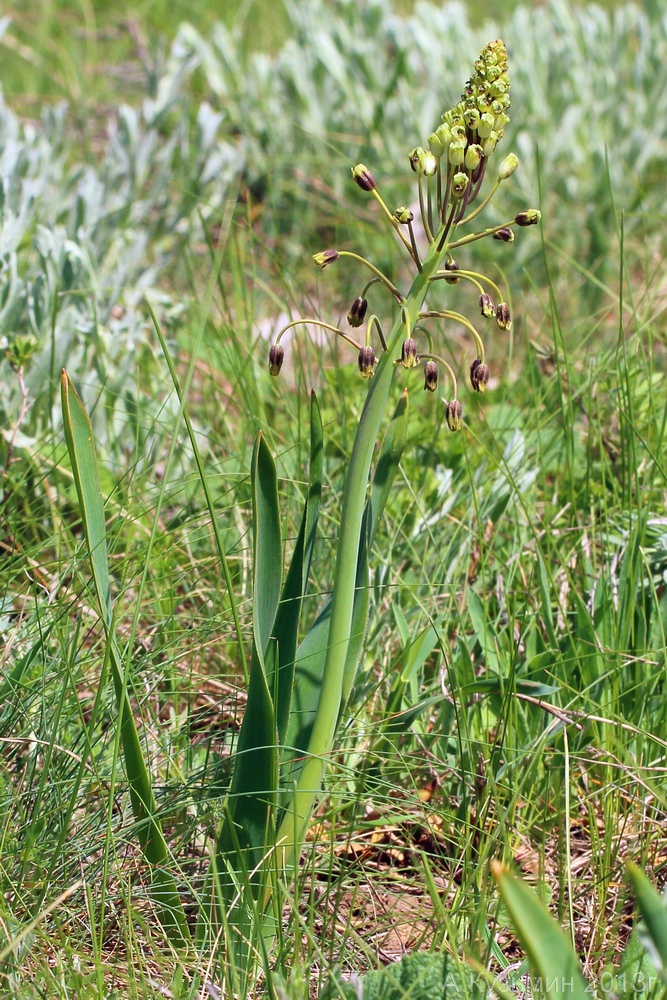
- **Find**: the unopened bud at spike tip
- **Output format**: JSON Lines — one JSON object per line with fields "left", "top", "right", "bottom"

{"left": 479, "top": 293, "right": 496, "bottom": 318}
{"left": 515, "top": 209, "right": 541, "bottom": 226}
{"left": 470, "top": 358, "right": 490, "bottom": 393}
{"left": 424, "top": 360, "right": 438, "bottom": 392}
{"left": 399, "top": 338, "right": 419, "bottom": 369}
{"left": 358, "top": 345, "right": 376, "bottom": 379}
{"left": 351, "top": 164, "right": 376, "bottom": 192}
{"left": 347, "top": 296, "right": 368, "bottom": 328}
{"left": 495, "top": 302, "right": 511, "bottom": 330}
{"left": 312, "top": 249, "right": 339, "bottom": 269}
{"left": 445, "top": 399, "right": 463, "bottom": 432}
{"left": 493, "top": 227, "right": 515, "bottom": 243}
{"left": 268, "top": 344, "right": 285, "bottom": 377}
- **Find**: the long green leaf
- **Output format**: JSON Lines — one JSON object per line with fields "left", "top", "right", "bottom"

{"left": 61, "top": 370, "right": 189, "bottom": 947}
{"left": 272, "top": 392, "right": 323, "bottom": 743}
{"left": 252, "top": 433, "right": 283, "bottom": 660}
{"left": 492, "top": 862, "right": 589, "bottom": 1000}
{"left": 281, "top": 390, "right": 409, "bottom": 789}
{"left": 215, "top": 434, "right": 280, "bottom": 897}
{"left": 627, "top": 863, "right": 667, "bottom": 979}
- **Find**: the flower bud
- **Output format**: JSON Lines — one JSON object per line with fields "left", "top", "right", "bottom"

{"left": 448, "top": 140, "right": 466, "bottom": 166}
{"left": 347, "top": 296, "right": 368, "bottom": 328}
{"left": 495, "top": 302, "right": 511, "bottom": 330}
{"left": 451, "top": 172, "right": 470, "bottom": 200}
{"left": 464, "top": 108, "right": 481, "bottom": 132}
{"left": 436, "top": 123, "right": 452, "bottom": 150}
{"left": 477, "top": 112, "right": 495, "bottom": 139}
{"left": 498, "top": 153, "right": 519, "bottom": 180}
{"left": 470, "top": 358, "right": 490, "bottom": 393}
{"left": 409, "top": 147, "right": 427, "bottom": 174}
{"left": 313, "top": 249, "right": 339, "bottom": 269}
{"left": 465, "top": 143, "right": 483, "bottom": 171}
{"left": 482, "top": 131, "right": 499, "bottom": 157}
{"left": 515, "top": 209, "right": 541, "bottom": 226}
{"left": 423, "top": 360, "right": 438, "bottom": 392}
{"left": 268, "top": 344, "right": 284, "bottom": 376}
{"left": 493, "top": 227, "right": 515, "bottom": 243}
{"left": 351, "top": 164, "right": 376, "bottom": 192}
{"left": 422, "top": 151, "right": 437, "bottom": 176}
{"left": 445, "top": 399, "right": 463, "bottom": 432}
{"left": 444, "top": 260, "right": 460, "bottom": 284}
{"left": 479, "top": 293, "right": 495, "bottom": 318}
{"left": 428, "top": 131, "right": 444, "bottom": 158}
{"left": 399, "top": 337, "right": 419, "bottom": 368}
{"left": 358, "top": 345, "right": 376, "bottom": 379}
{"left": 394, "top": 205, "right": 414, "bottom": 224}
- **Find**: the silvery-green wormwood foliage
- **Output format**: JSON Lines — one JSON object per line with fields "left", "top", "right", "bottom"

{"left": 268, "top": 39, "right": 541, "bottom": 428}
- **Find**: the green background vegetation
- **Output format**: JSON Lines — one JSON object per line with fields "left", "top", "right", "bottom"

{"left": 0, "top": 0, "right": 665, "bottom": 997}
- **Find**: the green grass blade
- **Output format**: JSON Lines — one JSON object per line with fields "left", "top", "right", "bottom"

{"left": 627, "top": 863, "right": 667, "bottom": 979}
{"left": 147, "top": 299, "right": 248, "bottom": 682}
{"left": 492, "top": 862, "right": 589, "bottom": 1000}
{"left": 273, "top": 391, "right": 323, "bottom": 744}
{"left": 215, "top": 641, "right": 278, "bottom": 890}
{"left": 60, "top": 370, "right": 190, "bottom": 947}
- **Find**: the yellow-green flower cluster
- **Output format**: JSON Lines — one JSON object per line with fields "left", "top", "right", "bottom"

{"left": 440, "top": 39, "right": 510, "bottom": 160}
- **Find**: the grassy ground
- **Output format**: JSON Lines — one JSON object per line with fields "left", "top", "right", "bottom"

{"left": 0, "top": 0, "right": 666, "bottom": 997}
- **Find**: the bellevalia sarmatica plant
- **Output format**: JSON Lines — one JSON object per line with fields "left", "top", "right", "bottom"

{"left": 61, "top": 38, "right": 540, "bottom": 975}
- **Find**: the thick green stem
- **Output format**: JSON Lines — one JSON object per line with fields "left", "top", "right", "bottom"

{"left": 274, "top": 227, "right": 450, "bottom": 875}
